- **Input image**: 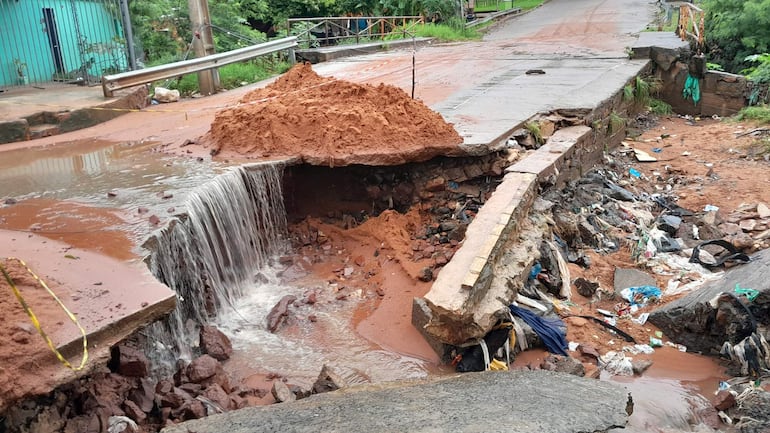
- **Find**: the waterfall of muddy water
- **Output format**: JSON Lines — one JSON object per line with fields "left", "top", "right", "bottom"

{"left": 145, "top": 163, "right": 289, "bottom": 368}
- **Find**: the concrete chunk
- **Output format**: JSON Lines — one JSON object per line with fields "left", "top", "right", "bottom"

{"left": 161, "top": 370, "right": 631, "bottom": 433}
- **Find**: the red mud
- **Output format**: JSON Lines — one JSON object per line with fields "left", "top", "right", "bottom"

{"left": 204, "top": 63, "right": 464, "bottom": 166}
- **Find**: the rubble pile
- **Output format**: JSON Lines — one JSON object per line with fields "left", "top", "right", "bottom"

{"left": 5, "top": 327, "right": 353, "bottom": 433}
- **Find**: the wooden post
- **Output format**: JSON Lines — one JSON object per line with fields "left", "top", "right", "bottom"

{"left": 188, "top": 0, "right": 218, "bottom": 95}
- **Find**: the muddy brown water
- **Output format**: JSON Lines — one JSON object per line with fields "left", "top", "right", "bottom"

{"left": 0, "top": 139, "right": 729, "bottom": 431}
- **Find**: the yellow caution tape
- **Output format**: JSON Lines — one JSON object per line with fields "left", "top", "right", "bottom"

{"left": 0, "top": 257, "right": 88, "bottom": 371}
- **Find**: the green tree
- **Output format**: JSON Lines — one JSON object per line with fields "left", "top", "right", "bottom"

{"left": 703, "top": 0, "right": 770, "bottom": 73}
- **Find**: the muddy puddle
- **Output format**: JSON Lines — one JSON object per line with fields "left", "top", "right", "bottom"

{"left": 515, "top": 348, "right": 726, "bottom": 432}
{"left": 0, "top": 139, "right": 224, "bottom": 258}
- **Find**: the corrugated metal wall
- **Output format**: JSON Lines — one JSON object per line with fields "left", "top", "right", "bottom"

{"left": 0, "top": 0, "right": 129, "bottom": 89}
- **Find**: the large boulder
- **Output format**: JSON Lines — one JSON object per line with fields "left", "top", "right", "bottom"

{"left": 649, "top": 249, "right": 770, "bottom": 354}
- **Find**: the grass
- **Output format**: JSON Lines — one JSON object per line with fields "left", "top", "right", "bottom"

{"left": 473, "top": 0, "right": 543, "bottom": 13}
{"left": 607, "top": 111, "right": 627, "bottom": 135}
{"left": 650, "top": 98, "right": 673, "bottom": 115}
{"left": 525, "top": 121, "right": 544, "bottom": 145}
{"left": 156, "top": 59, "right": 291, "bottom": 97}
{"left": 413, "top": 23, "right": 481, "bottom": 41}
{"left": 734, "top": 105, "right": 770, "bottom": 124}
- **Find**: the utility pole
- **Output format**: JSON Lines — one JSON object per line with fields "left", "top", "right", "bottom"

{"left": 118, "top": 0, "right": 137, "bottom": 70}
{"left": 188, "top": 0, "right": 219, "bottom": 95}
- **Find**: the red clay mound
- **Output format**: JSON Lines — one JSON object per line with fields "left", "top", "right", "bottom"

{"left": 206, "top": 63, "right": 465, "bottom": 166}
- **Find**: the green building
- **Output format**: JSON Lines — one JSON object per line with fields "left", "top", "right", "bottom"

{"left": 0, "top": 0, "right": 130, "bottom": 88}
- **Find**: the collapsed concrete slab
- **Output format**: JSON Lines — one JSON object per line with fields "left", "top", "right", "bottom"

{"left": 162, "top": 370, "right": 632, "bottom": 433}
{"left": 649, "top": 249, "right": 770, "bottom": 354}
{"left": 0, "top": 229, "right": 176, "bottom": 411}
{"left": 413, "top": 126, "right": 608, "bottom": 355}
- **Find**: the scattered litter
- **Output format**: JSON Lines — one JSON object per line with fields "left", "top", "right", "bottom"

{"left": 717, "top": 411, "right": 733, "bottom": 425}
{"left": 703, "top": 204, "right": 719, "bottom": 212}
{"left": 629, "top": 167, "right": 641, "bottom": 178}
{"left": 597, "top": 308, "right": 616, "bottom": 318}
{"left": 568, "top": 341, "right": 580, "bottom": 351}
{"left": 634, "top": 148, "right": 658, "bottom": 162}
{"left": 620, "top": 285, "right": 661, "bottom": 306}
{"left": 623, "top": 344, "right": 655, "bottom": 355}
{"left": 633, "top": 312, "right": 650, "bottom": 325}
{"left": 720, "top": 332, "right": 770, "bottom": 378}
{"left": 108, "top": 416, "right": 138, "bottom": 433}
{"left": 599, "top": 351, "right": 634, "bottom": 376}
{"left": 652, "top": 147, "right": 663, "bottom": 153}
{"left": 509, "top": 304, "right": 568, "bottom": 356}
{"left": 664, "top": 341, "right": 687, "bottom": 352}
{"left": 690, "top": 239, "right": 751, "bottom": 269}
{"left": 515, "top": 294, "right": 548, "bottom": 312}
{"left": 735, "top": 284, "right": 760, "bottom": 302}
{"left": 649, "top": 337, "right": 663, "bottom": 347}
{"left": 718, "top": 381, "right": 730, "bottom": 391}
{"left": 682, "top": 151, "right": 691, "bottom": 156}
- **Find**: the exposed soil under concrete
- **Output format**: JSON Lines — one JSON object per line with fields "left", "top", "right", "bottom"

{"left": 197, "top": 63, "right": 464, "bottom": 166}
{"left": 3, "top": 115, "right": 770, "bottom": 432}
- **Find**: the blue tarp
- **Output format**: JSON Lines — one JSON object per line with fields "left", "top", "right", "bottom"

{"left": 509, "top": 304, "right": 568, "bottom": 356}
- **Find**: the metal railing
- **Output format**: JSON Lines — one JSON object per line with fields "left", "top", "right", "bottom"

{"left": 287, "top": 16, "right": 425, "bottom": 48}
{"left": 677, "top": 2, "right": 705, "bottom": 52}
{"left": 101, "top": 37, "right": 297, "bottom": 97}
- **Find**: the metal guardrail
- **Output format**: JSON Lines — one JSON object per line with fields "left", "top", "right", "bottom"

{"left": 677, "top": 2, "right": 705, "bottom": 51}
{"left": 287, "top": 16, "right": 424, "bottom": 48}
{"left": 101, "top": 37, "right": 298, "bottom": 97}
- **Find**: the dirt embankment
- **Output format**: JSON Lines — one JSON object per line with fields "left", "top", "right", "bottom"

{"left": 201, "top": 63, "right": 465, "bottom": 166}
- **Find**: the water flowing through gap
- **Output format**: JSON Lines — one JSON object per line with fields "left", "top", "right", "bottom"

{"left": 143, "top": 162, "right": 289, "bottom": 370}
{"left": 140, "top": 160, "right": 431, "bottom": 384}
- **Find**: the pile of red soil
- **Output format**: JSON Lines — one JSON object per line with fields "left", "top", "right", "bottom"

{"left": 205, "top": 63, "right": 464, "bottom": 166}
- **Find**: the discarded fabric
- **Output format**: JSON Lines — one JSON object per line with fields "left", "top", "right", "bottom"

{"left": 620, "top": 285, "right": 661, "bottom": 306}
{"left": 683, "top": 74, "right": 701, "bottom": 105}
{"left": 455, "top": 321, "right": 513, "bottom": 373}
{"left": 509, "top": 304, "right": 568, "bottom": 356}
{"left": 599, "top": 351, "right": 634, "bottom": 376}
{"left": 720, "top": 332, "right": 770, "bottom": 378}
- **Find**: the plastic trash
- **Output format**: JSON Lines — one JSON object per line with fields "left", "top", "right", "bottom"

{"left": 703, "top": 204, "right": 719, "bottom": 212}
{"left": 633, "top": 312, "right": 650, "bottom": 325}
{"left": 108, "top": 416, "right": 138, "bottom": 433}
{"left": 529, "top": 262, "right": 542, "bottom": 280}
{"left": 649, "top": 337, "right": 663, "bottom": 347}
{"left": 568, "top": 341, "right": 580, "bottom": 351}
{"left": 629, "top": 167, "right": 641, "bottom": 178}
{"left": 652, "top": 147, "right": 663, "bottom": 153}
{"left": 599, "top": 351, "right": 634, "bottom": 376}
{"left": 664, "top": 341, "right": 687, "bottom": 352}
{"left": 735, "top": 284, "right": 760, "bottom": 302}
{"left": 620, "top": 286, "right": 662, "bottom": 306}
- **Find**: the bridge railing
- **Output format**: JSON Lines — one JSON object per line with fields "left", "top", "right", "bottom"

{"left": 101, "top": 37, "right": 297, "bottom": 97}
{"left": 677, "top": 2, "right": 705, "bottom": 52}
{"left": 287, "top": 16, "right": 425, "bottom": 48}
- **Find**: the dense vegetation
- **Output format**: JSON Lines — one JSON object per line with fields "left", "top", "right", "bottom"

{"left": 129, "top": 0, "right": 464, "bottom": 65}
{"left": 703, "top": 0, "right": 770, "bottom": 84}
